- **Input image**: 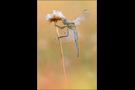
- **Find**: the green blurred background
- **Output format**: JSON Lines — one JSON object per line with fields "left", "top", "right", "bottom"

{"left": 37, "top": 1, "right": 97, "bottom": 89}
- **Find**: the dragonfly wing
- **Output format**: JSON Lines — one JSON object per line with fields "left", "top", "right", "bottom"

{"left": 54, "top": 29, "right": 82, "bottom": 44}
{"left": 73, "top": 9, "right": 90, "bottom": 26}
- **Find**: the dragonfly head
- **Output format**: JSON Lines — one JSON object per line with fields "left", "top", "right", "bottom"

{"left": 62, "top": 19, "right": 68, "bottom": 25}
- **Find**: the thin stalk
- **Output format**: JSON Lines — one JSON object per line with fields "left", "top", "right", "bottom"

{"left": 54, "top": 21, "right": 68, "bottom": 88}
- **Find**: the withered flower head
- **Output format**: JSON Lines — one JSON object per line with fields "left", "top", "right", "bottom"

{"left": 46, "top": 10, "right": 65, "bottom": 22}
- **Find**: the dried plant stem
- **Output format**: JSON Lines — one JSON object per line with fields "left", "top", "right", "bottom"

{"left": 54, "top": 21, "right": 68, "bottom": 88}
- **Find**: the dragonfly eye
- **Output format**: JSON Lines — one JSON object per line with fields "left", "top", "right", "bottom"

{"left": 64, "top": 19, "right": 68, "bottom": 24}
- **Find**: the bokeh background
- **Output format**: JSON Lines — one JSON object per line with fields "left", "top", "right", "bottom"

{"left": 37, "top": 0, "right": 97, "bottom": 89}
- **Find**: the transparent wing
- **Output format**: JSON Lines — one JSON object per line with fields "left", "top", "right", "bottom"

{"left": 54, "top": 29, "right": 82, "bottom": 44}
{"left": 73, "top": 9, "right": 90, "bottom": 26}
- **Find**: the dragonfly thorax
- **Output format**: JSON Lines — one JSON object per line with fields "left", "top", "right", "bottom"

{"left": 67, "top": 23, "right": 76, "bottom": 29}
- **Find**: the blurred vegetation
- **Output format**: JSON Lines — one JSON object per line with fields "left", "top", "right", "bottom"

{"left": 37, "top": 1, "right": 97, "bottom": 89}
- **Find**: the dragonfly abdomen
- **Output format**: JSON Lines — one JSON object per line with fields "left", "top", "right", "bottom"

{"left": 76, "top": 40, "right": 79, "bottom": 57}
{"left": 73, "top": 30, "right": 79, "bottom": 57}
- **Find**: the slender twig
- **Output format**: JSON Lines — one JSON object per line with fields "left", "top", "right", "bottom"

{"left": 54, "top": 21, "right": 68, "bottom": 88}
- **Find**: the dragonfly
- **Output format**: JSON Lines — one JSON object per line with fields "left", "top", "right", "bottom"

{"left": 54, "top": 9, "right": 90, "bottom": 57}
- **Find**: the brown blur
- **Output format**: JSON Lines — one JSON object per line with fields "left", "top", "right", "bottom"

{"left": 37, "top": 1, "right": 97, "bottom": 89}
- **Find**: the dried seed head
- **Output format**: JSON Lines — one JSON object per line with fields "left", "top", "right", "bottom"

{"left": 46, "top": 10, "right": 65, "bottom": 22}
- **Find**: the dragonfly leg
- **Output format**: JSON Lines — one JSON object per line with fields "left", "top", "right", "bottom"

{"left": 55, "top": 25, "right": 67, "bottom": 29}
{"left": 58, "top": 28, "right": 69, "bottom": 38}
